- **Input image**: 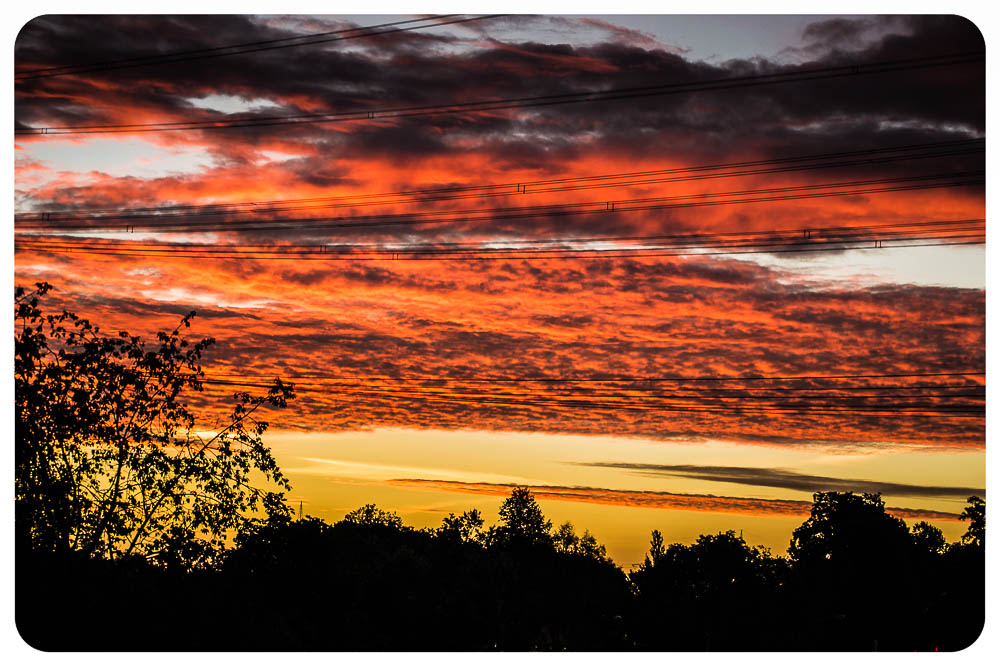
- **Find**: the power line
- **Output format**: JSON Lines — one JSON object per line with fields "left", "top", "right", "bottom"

{"left": 17, "top": 239, "right": 985, "bottom": 263}
{"left": 196, "top": 376, "right": 984, "bottom": 403}
{"left": 15, "top": 139, "right": 983, "bottom": 224}
{"left": 15, "top": 51, "right": 984, "bottom": 136}
{"left": 17, "top": 146, "right": 982, "bottom": 225}
{"left": 17, "top": 217, "right": 984, "bottom": 248}
{"left": 15, "top": 220, "right": 985, "bottom": 261}
{"left": 17, "top": 237, "right": 985, "bottom": 262}
{"left": 181, "top": 372, "right": 989, "bottom": 394}
{"left": 14, "top": 172, "right": 985, "bottom": 235}
{"left": 197, "top": 380, "right": 985, "bottom": 416}
{"left": 192, "top": 377, "right": 984, "bottom": 418}
{"left": 115, "top": 368, "right": 990, "bottom": 416}
{"left": 18, "top": 236, "right": 985, "bottom": 263}
{"left": 190, "top": 370, "right": 986, "bottom": 383}
{"left": 197, "top": 384, "right": 987, "bottom": 400}
{"left": 14, "top": 15, "right": 504, "bottom": 82}
{"left": 18, "top": 218, "right": 986, "bottom": 248}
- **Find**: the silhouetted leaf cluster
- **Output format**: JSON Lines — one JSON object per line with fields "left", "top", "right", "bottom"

{"left": 15, "top": 282, "right": 294, "bottom": 567}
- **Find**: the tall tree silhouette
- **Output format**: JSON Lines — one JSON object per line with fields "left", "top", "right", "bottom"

{"left": 910, "top": 521, "right": 947, "bottom": 555}
{"left": 958, "top": 496, "right": 985, "bottom": 547}
{"left": 630, "top": 529, "right": 785, "bottom": 650}
{"left": 438, "top": 509, "right": 486, "bottom": 544}
{"left": 787, "top": 492, "right": 921, "bottom": 649}
{"left": 343, "top": 503, "right": 404, "bottom": 528}
{"left": 14, "top": 282, "right": 293, "bottom": 567}
{"left": 490, "top": 486, "right": 554, "bottom": 547}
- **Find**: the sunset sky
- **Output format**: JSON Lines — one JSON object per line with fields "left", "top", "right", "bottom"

{"left": 13, "top": 13, "right": 985, "bottom": 566}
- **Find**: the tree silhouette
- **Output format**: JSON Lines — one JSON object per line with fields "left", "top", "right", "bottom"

{"left": 911, "top": 521, "right": 947, "bottom": 555}
{"left": 491, "top": 486, "right": 553, "bottom": 546}
{"left": 786, "top": 492, "right": 926, "bottom": 650}
{"left": 630, "top": 529, "right": 784, "bottom": 649}
{"left": 927, "top": 495, "right": 987, "bottom": 650}
{"left": 554, "top": 520, "right": 579, "bottom": 552}
{"left": 343, "top": 503, "right": 404, "bottom": 528}
{"left": 438, "top": 509, "right": 486, "bottom": 543}
{"left": 553, "top": 521, "right": 611, "bottom": 562}
{"left": 958, "top": 496, "right": 985, "bottom": 547}
{"left": 14, "top": 282, "right": 293, "bottom": 567}
{"left": 16, "top": 475, "right": 984, "bottom": 650}
{"left": 642, "top": 528, "right": 665, "bottom": 568}
{"left": 789, "top": 492, "right": 910, "bottom": 565}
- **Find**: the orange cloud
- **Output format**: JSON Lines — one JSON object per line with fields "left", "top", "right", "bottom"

{"left": 13, "top": 246, "right": 983, "bottom": 450}
{"left": 15, "top": 16, "right": 984, "bottom": 454}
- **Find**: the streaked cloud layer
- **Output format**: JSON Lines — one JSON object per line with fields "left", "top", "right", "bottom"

{"left": 388, "top": 479, "right": 962, "bottom": 521}
{"left": 15, "top": 251, "right": 983, "bottom": 449}
{"left": 575, "top": 462, "right": 985, "bottom": 498}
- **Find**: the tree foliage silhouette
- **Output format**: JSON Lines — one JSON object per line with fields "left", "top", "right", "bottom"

{"left": 630, "top": 529, "right": 783, "bottom": 649}
{"left": 642, "top": 528, "right": 665, "bottom": 568}
{"left": 343, "top": 503, "right": 404, "bottom": 528}
{"left": 554, "top": 520, "right": 577, "bottom": 551}
{"left": 16, "top": 481, "right": 984, "bottom": 651}
{"left": 14, "top": 282, "right": 293, "bottom": 567}
{"left": 491, "top": 486, "right": 553, "bottom": 546}
{"left": 789, "top": 491, "right": 911, "bottom": 566}
{"left": 958, "top": 495, "right": 985, "bottom": 547}
{"left": 438, "top": 509, "right": 486, "bottom": 543}
{"left": 911, "top": 521, "right": 947, "bottom": 555}
{"left": 786, "top": 492, "right": 931, "bottom": 650}
{"left": 554, "top": 521, "right": 611, "bottom": 562}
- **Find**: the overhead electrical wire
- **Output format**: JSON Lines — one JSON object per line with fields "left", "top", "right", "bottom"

{"left": 15, "top": 219, "right": 986, "bottom": 262}
{"left": 16, "top": 220, "right": 985, "bottom": 255}
{"left": 110, "top": 369, "right": 986, "bottom": 417}
{"left": 14, "top": 15, "right": 504, "bottom": 82}
{"left": 190, "top": 376, "right": 984, "bottom": 418}
{"left": 13, "top": 171, "right": 985, "bottom": 235}
{"left": 20, "top": 241, "right": 982, "bottom": 262}
{"left": 15, "top": 138, "right": 984, "bottom": 226}
{"left": 15, "top": 51, "right": 984, "bottom": 136}
{"left": 15, "top": 147, "right": 981, "bottom": 226}
{"left": 208, "top": 387, "right": 987, "bottom": 401}
{"left": 181, "top": 375, "right": 989, "bottom": 395}
{"left": 16, "top": 217, "right": 984, "bottom": 247}
{"left": 184, "top": 370, "right": 987, "bottom": 383}
{"left": 195, "top": 385, "right": 983, "bottom": 415}
{"left": 194, "top": 375, "right": 984, "bottom": 403}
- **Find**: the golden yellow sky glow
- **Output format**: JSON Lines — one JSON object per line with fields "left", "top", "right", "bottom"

{"left": 266, "top": 428, "right": 981, "bottom": 565}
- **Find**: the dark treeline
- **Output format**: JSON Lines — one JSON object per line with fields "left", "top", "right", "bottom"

{"left": 17, "top": 489, "right": 985, "bottom": 651}
{"left": 13, "top": 283, "right": 986, "bottom": 651}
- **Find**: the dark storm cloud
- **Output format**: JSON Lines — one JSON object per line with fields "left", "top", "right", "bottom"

{"left": 14, "top": 14, "right": 985, "bottom": 248}
{"left": 576, "top": 462, "right": 984, "bottom": 499}
{"left": 16, "top": 15, "right": 983, "bottom": 152}
{"left": 802, "top": 17, "right": 882, "bottom": 48}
